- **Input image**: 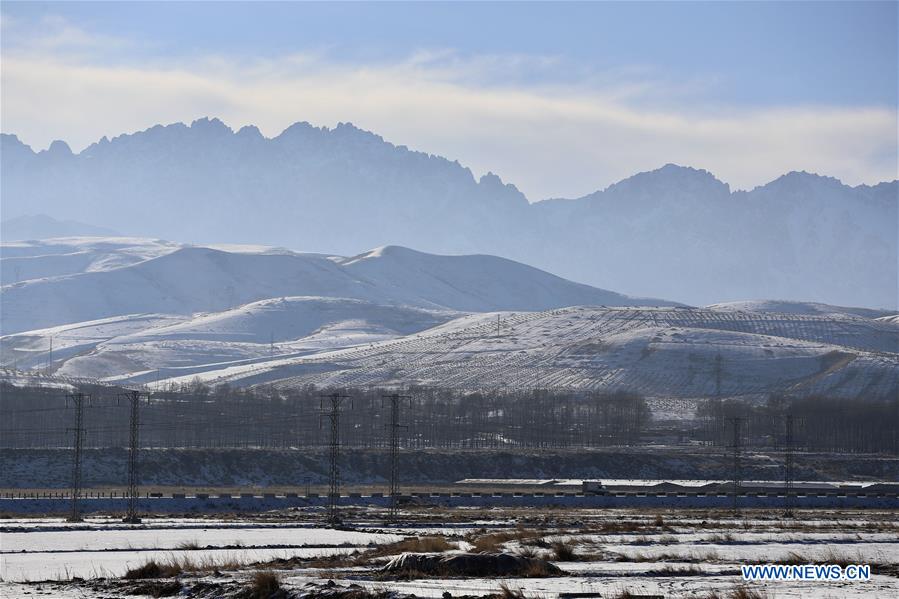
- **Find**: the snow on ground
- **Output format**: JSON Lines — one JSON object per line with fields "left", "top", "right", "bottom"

{"left": 707, "top": 300, "right": 893, "bottom": 320}
{"left": 1, "top": 238, "right": 663, "bottom": 335}
{"left": 0, "top": 237, "right": 180, "bottom": 286}
{"left": 157, "top": 306, "right": 898, "bottom": 398}
{"left": 1, "top": 521, "right": 402, "bottom": 582}
{"left": 2, "top": 509, "right": 897, "bottom": 597}
{"left": 1, "top": 547, "right": 354, "bottom": 582}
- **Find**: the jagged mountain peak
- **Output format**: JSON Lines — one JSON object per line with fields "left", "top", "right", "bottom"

{"left": 605, "top": 163, "right": 730, "bottom": 196}
{"left": 755, "top": 170, "right": 848, "bottom": 194}
{"left": 43, "top": 140, "right": 73, "bottom": 157}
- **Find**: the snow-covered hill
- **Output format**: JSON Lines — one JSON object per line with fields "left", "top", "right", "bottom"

{"left": 0, "top": 239, "right": 668, "bottom": 335}
{"left": 152, "top": 307, "right": 898, "bottom": 400}
{"left": 1, "top": 237, "right": 676, "bottom": 380}
{"left": 2, "top": 237, "right": 894, "bottom": 399}
{"left": 707, "top": 300, "right": 893, "bottom": 320}
{"left": 31, "top": 297, "right": 455, "bottom": 381}
{"left": 0, "top": 237, "right": 180, "bottom": 286}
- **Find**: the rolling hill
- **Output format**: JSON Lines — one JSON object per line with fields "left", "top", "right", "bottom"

{"left": 148, "top": 306, "right": 898, "bottom": 400}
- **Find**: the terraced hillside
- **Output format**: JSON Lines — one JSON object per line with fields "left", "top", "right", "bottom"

{"left": 158, "top": 307, "right": 898, "bottom": 400}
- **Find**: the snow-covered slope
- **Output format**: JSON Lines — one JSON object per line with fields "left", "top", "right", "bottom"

{"left": 158, "top": 307, "right": 898, "bottom": 400}
{"left": 0, "top": 237, "right": 180, "bottom": 285}
{"left": 0, "top": 240, "right": 671, "bottom": 334}
{"left": 3, "top": 297, "right": 454, "bottom": 381}
{"left": 338, "top": 245, "right": 659, "bottom": 312}
{"left": 707, "top": 300, "right": 893, "bottom": 320}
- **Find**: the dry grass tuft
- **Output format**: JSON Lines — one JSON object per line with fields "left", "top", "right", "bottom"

{"left": 123, "top": 559, "right": 182, "bottom": 579}
{"left": 550, "top": 540, "right": 577, "bottom": 561}
{"left": 514, "top": 545, "right": 540, "bottom": 559}
{"left": 727, "top": 587, "right": 768, "bottom": 599}
{"left": 248, "top": 570, "right": 280, "bottom": 599}
{"left": 498, "top": 582, "right": 528, "bottom": 598}
{"left": 467, "top": 527, "right": 544, "bottom": 553}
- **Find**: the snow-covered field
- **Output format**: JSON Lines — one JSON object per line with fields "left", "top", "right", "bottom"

{"left": 2, "top": 508, "right": 896, "bottom": 598}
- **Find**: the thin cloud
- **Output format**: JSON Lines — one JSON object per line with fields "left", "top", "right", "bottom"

{"left": 1, "top": 26, "right": 895, "bottom": 199}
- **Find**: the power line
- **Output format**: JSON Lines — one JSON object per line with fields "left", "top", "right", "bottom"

{"left": 730, "top": 416, "right": 741, "bottom": 515}
{"left": 382, "top": 393, "right": 411, "bottom": 521}
{"left": 66, "top": 392, "right": 90, "bottom": 522}
{"left": 320, "top": 392, "right": 350, "bottom": 525}
{"left": 784, "top": 413, "right": 794, "bottom": 519}
{"left": 121, "top": 390, "right": 149, "bottom": 523}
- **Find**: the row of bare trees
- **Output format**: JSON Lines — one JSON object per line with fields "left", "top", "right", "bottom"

{"left": 2, "top": 381, "right": 895, "bottom": 454}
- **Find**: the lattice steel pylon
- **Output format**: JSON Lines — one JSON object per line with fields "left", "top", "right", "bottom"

{"left": 122, "top": 390, "right": 148, "bottom": 523}
{"left": 383, "top": 393, "right": 411, "bottom": 521}
{"left": 66, "top": 392, "right": 89, "bottom": 522}
{"left": 784, "top": 413, "right": 795, "bottom": 518}
{"left": 730, "top": 416, "right": 741, "bottom": 514}
{"left": 321, "top": 392, "right": 350, "bottom": 525}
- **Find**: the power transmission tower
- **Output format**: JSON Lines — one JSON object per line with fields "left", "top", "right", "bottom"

{"left": 730, "top": 417, "right": 741, "bottom": 514}
{"left": 383, "top": 393, "right": 411, "bottom": 521}
{"left": 66, "top": 392, "right": 90, "bottom": 522}
{"left": 320, "top": 392, "right": 350, "bottom": 525}
{"left": 784, "top": 414, "right": 794, "bottom": 518}
{"left": 121, "top": 390, "right": 148, "bottom": 523}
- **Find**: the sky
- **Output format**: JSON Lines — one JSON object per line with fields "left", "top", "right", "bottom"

{"left": 1, "top": 1, "right": 897, "bottom": 200}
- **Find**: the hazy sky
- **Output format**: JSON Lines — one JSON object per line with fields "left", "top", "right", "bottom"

{"left": 2, "top": 1, "right": 897, "bottom": 199}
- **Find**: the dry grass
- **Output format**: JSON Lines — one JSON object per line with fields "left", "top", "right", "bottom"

{"left": 122, "top": 555, "right": 244, "bottom": 579}
{"left": 123, "top": 559, "right": 183, "bottom": 579}
{"left": 616, "top": 549, "right": 720, "bottom": 564}
{"left": 498, "top": 582, "right": 528, "bottom": 598}
{"left": 593, "top": 520, "right": 645, "bottom": 534}
{"left": 706, "top": 532, "right": 735, "bottom": 543}
{"left": 175, "top": 539, "right": 201, "bottom": 550}
{"left": 248, "top": 570, "right": 280, "bottom": 599}
{"left": 768, "top": 548, "right": 860, "bottom": 568}
{"left": 522, "top": 560, "right": 559, "bottom": 578}
{"left": 366, "top": 536, "right": 455, "bottom": 558}
{"left": 727, "top": 587, "right": 768, "bottom": 599}
{"left": 468, "top": 529, "right": 539, "bottom": 553}
{"left": 550, "top": 539, "right": 577, "bottom": 561}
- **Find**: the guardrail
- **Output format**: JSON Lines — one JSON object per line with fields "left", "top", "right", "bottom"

{"left": 1, "top": 491, "right": 897, "bottom": 514}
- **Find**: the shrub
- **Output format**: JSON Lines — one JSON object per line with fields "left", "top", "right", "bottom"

{"left": 249, "top": 570, "right": 280, "bottom": 599}
{"left": 550, "top": 540, "right": 576, "bottom": 561}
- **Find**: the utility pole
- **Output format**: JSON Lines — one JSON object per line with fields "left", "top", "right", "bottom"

{"left": 383, "top": 393, "right": 411, "bottom": 521}
{"left": 714, "top": 353, "right": 723, "bottom": 447}
{"left": 66, "top": 392, "right": 90, "bottom": 522}
{"left": 122, "top": 390, "right": 148, "bottom": 523}
{"left": 784, "top": 414, "right": 794, "bottom": 518}
{"left": 47, "top": 337, "right": 53, "bottom": 374}
{"left": 320, "top": 392, "right": 350, "bottom": 525}
{"left": 730, "top": 416, "right": 741, "bottom": 514}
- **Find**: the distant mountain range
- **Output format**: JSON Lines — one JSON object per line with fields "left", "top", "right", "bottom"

{"left": 0, "top": 214, "right": 119, "bottom": 240}
{"left": 2, "top": 118, "right": 896, "bottom": 308}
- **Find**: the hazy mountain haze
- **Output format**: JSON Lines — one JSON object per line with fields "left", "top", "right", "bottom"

{"left": 1, "top": 119, "right": 896, "bottom": 309}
